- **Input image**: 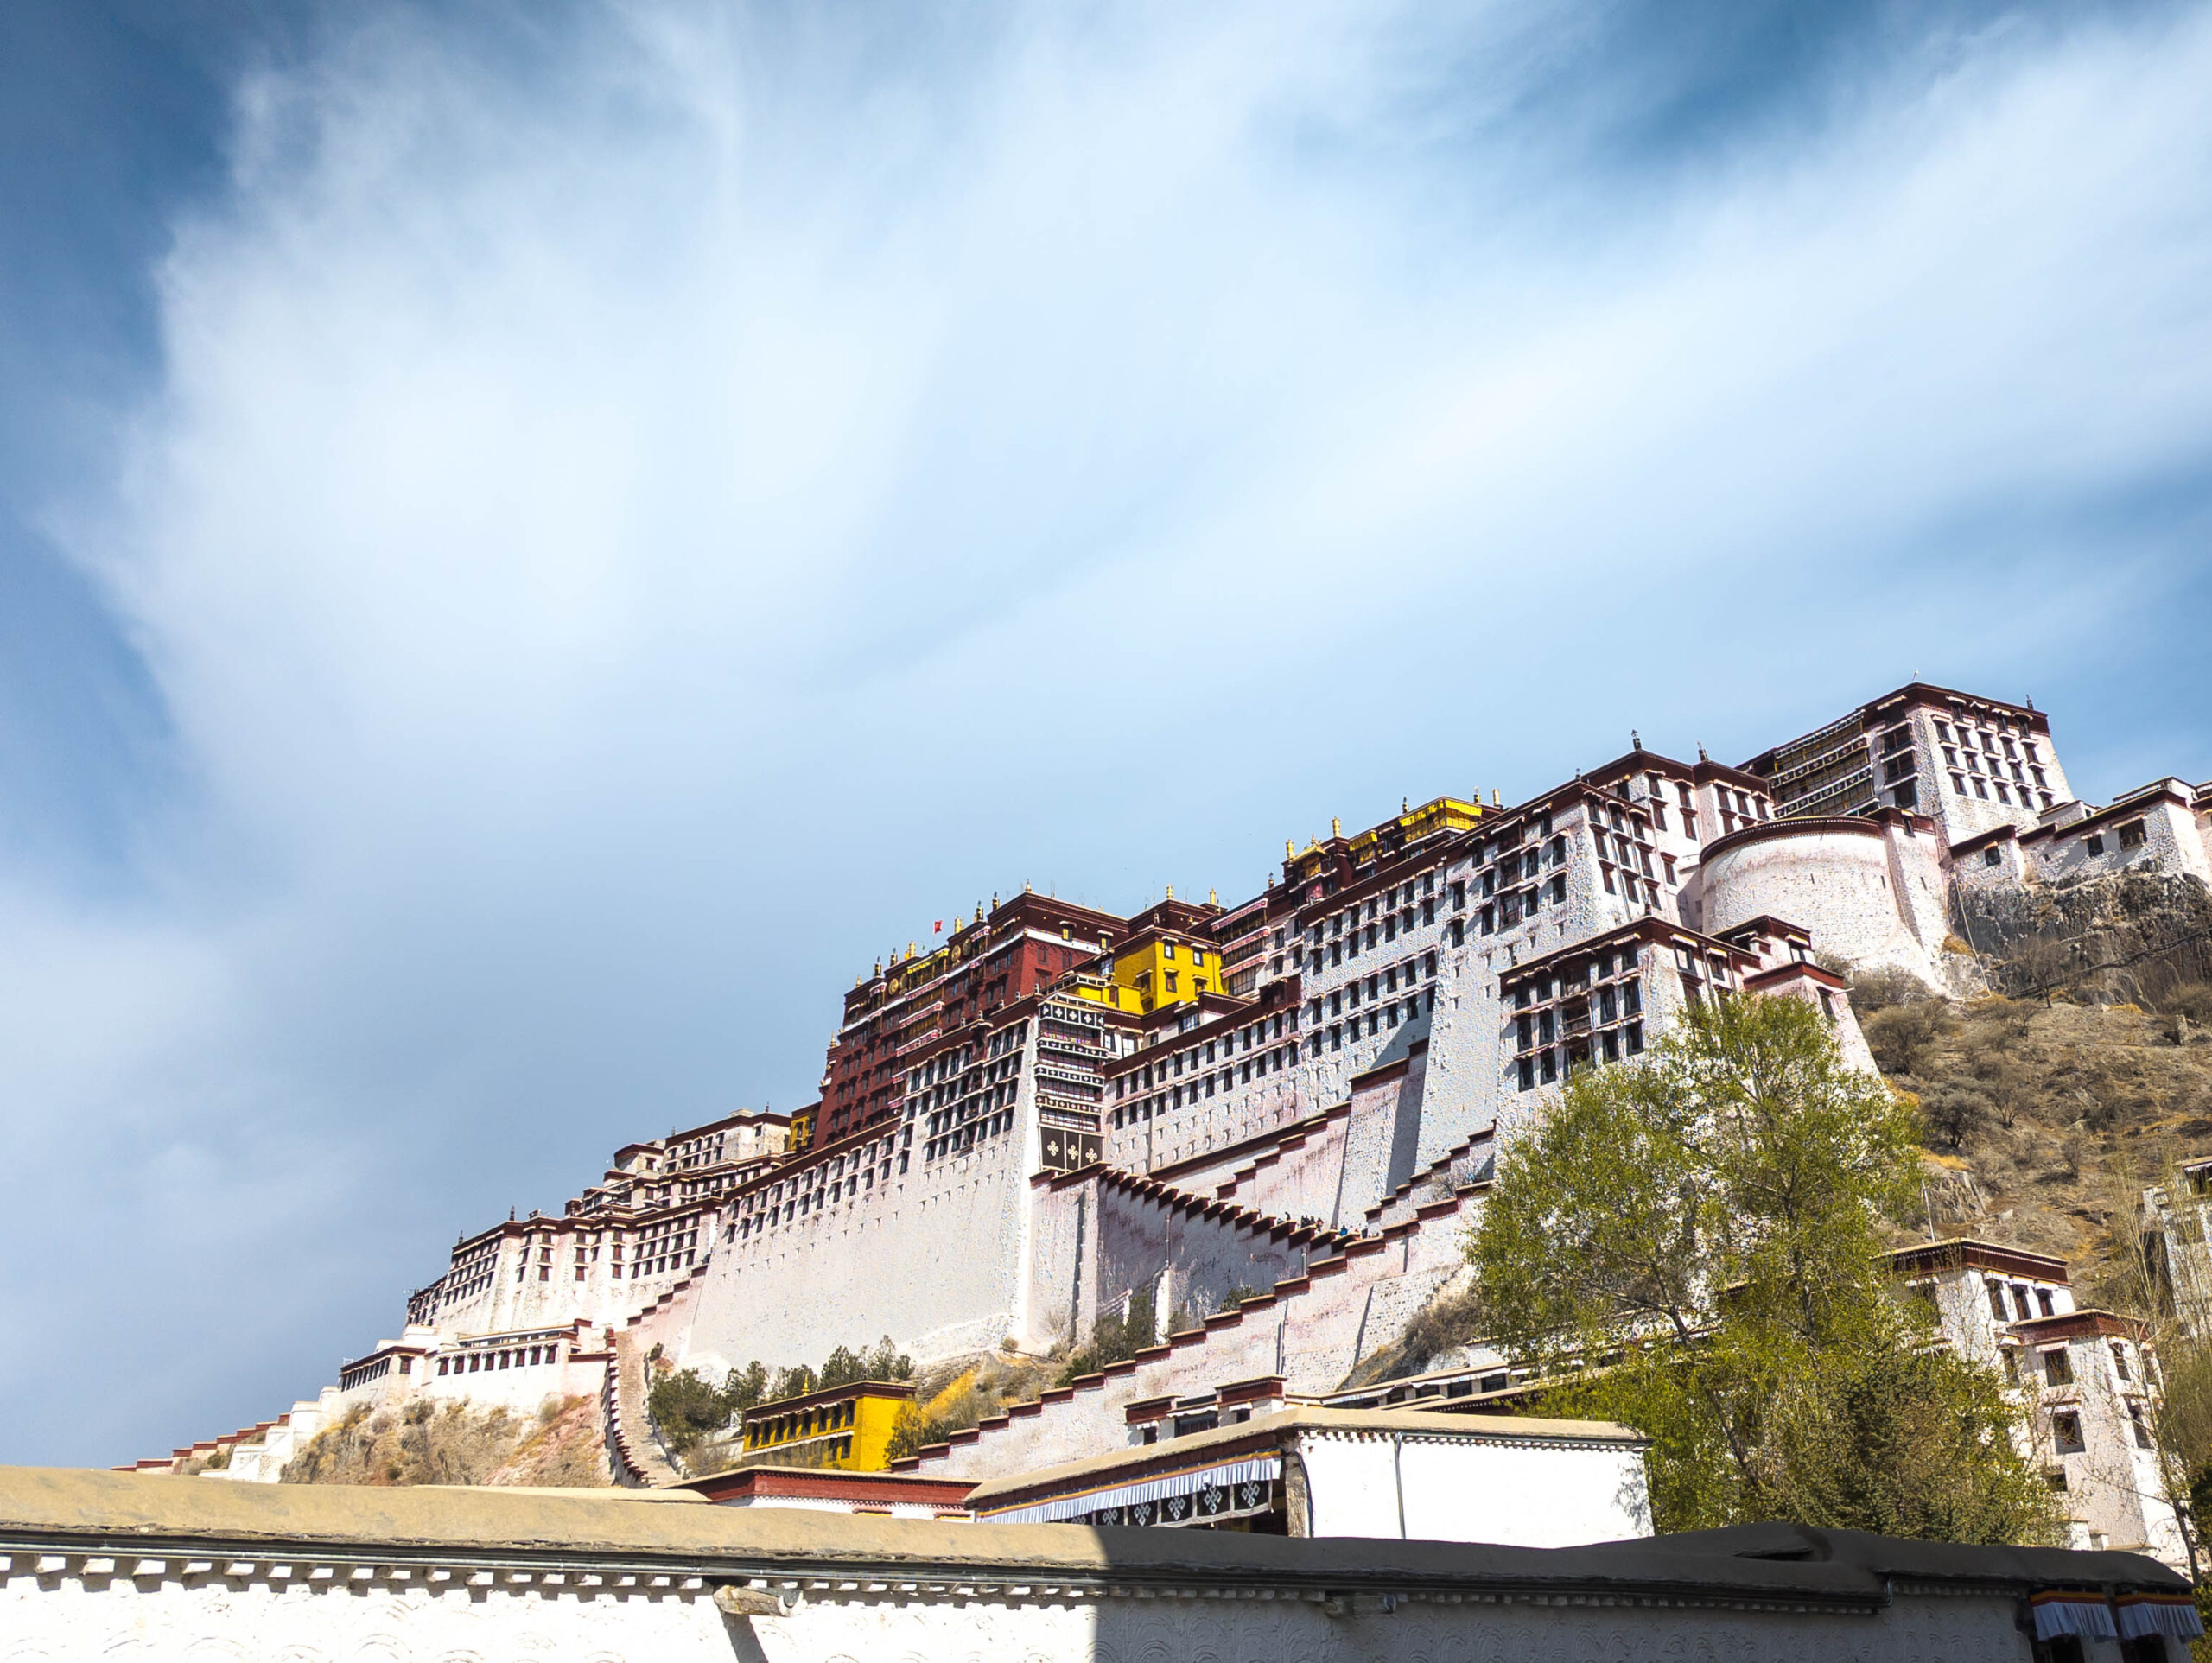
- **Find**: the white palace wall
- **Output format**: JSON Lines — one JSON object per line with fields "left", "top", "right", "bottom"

{"left": 1693, "top": 817, "right": 1950, "bottom": 987}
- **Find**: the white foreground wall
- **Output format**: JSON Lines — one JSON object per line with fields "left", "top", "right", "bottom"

{"left": 4, "top": 1468, "right": 2170, "bottom": 1663}
{"left": 0, "top": 1565, "right": 2037, "bottom": 1663}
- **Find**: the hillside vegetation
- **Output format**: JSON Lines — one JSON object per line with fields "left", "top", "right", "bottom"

{"left": 1860, "top": 974, "right": 2212, "bottom": 1302}
{"left": 282, "top": 1394, "right": 612, "bottom": 1488}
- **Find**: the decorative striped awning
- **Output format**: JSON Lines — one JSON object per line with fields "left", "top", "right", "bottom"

{"left": 2028, "top": 1592, "right": 2117, "bottom": 1641}
{"left": 976, "top": 1457, "right": 1281, "bottom": 1526}
{"left": 2116, "top": 1593, "right": 2205, "bottom": 1640}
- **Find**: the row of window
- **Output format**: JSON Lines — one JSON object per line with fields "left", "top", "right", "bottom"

{"left": 1514, "top": 1023, "right": 1645, "bottom": 1088}
{"left": 1515, "top": 978, "right": 1643, "bottom": 1049}
{"left": 735, "top": 1129, "right": 910, "bottom": 1238}
{"left": 1306, "top": 954, "right": 1438, "bottom": 1025}
{"left": 1309, "top": 986, "right": 1437, "bottom": 1055}
{"left": 1308, "top": 875, "right": 1438, "bottom": 947}
{"left": 747, "top": 1397, "right": 858, "bottom": 1446}
{"left": 1113, "top": 1044, "right": 1296, "bottom": 1127}
{"left": 926, "top": 1107, "right": 1016, "bottom": 1163}
{"left": 1933, "top": 716, "right": 2040, "bottom": 767}
{"left": 1116, "top": 1011, "right": 1296, "bottom": 1097}
{"left": 436, "top": 1342, "right": 561, "bottom": 1376}
{"left": 2082, "top": 821, "right": 2150, "bottom": 857}
{"left": 1949, "top": 770, "right": 2054, "bottom": 810}
{"left": 1986, "top": 1279, "right": 2059, "bottom": 1323}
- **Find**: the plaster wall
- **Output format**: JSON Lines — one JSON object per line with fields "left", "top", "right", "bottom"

{"left": 0, "top": 1553, "right": 2041, "bottom": 1663}
{"left": 1293, "top": 1428, "right": 1650, "bottom": 1546}
{"left": 681, "top": 1127, "right": 1033, "bottom": 1372}
{"left": 1697, "top": 825, "right": 1944, "bottom": 984}
{"left": 1206, "top": 1110, "right": 1353, "bottom": 1225}
{"left": 418, "top": 1351, "right": 608, "bottom": 1415}
{"left": 2036, "top": 791, "right": 2212, "bottom": 888}
{"left": 918, "top": 1196, "right": 1482, "bottom": 1481}
{"left": 1090, "top": 1177, "right": 1320, "bottom": 1331}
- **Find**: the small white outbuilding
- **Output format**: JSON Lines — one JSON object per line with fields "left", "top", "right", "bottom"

{"left": 962, "top": 1404, "right": 1650, "bottom": 1546}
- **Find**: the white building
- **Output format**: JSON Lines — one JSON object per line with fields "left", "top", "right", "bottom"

{"left": 137, "top": 681, "right": 2212, "bottom": 1546}
{"left": 1885, "top": 1238, "right": 2185, "bottom": 1567}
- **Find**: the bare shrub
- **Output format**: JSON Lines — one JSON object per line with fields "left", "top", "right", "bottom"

{"left": 1864, "top": 1000, "right": 1954, "bottom": 1077}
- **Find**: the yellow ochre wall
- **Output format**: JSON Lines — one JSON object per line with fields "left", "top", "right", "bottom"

{"left": 740, "top": 1384, "right": 910, "bottom": 1472}
{"left": 1110, "top": 935, "right": 1217, "bottom": 1014}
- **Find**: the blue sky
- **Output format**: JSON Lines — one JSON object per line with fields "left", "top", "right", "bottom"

{"left": 3, "top": 0, "right": 2209, "bottom": 1466}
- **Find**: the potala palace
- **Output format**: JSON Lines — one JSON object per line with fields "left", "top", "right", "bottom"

{"left": 134, "top": 681, "right": 2212, "bottom": 1563}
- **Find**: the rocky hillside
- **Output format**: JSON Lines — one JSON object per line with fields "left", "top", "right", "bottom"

{"left": 1865, "top": 981, "right": 2212, "bottom": 1306}
{"left": 281, "top": 1393, "right": 613, "bottom": 1488}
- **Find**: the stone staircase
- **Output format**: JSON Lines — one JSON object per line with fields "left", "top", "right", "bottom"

{"left": 118, "top": 1392, "right": 342, "bottom": 1484}
{"left": 895, "top": 1168, "right": 1489, "bottom": 1482}
{"left": 602, "top": 1329, "right": 682, "bottom": 1488}
{"left": 1362, "top": 1130, "right": 1495, "bottom": 1232}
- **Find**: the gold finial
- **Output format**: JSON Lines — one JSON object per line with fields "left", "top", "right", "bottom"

{"left": 1402, "top": 797, "right": 1409, "bottom": 814}
{"left": 975, "top": 901, "right": 984, "bottom": 923}
{"left": 874, "top": 960, "right": 881, "bottom": 975}
{"left": 1208, "top": 888, "right": 1217, "bottom": 904}
{"left": 1492, "top": 790, "right": 1502, "bottom": 806}
{"left": 1024, "top": 880, "right": 1032, "bottom": 893}
{"left": 1286, "top": 839, "right": 1294, "bottom": 859}
{"left": 1332, "top": 816, "right": 1341, "bottom": 836}
{"left": 992, "top": 892, "right": 1000, "bottom": 908}
{"left": 1166, "top": 884, "right": 1173, "bottom": 900}
{"left": 907, "top": 941, "right": 916, "bottom": 956}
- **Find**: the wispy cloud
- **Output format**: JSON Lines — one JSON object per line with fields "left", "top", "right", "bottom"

{"left": 5, "top": 0, "right": 2211, "bottom": 1461}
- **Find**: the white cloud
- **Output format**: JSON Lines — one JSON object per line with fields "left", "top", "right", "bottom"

{"left": 8, "top": 0, "right": 2212, "bottom": 1461}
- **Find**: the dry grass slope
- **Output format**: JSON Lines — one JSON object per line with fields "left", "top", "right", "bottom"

{"left": 282, "top": 1394, "right": 613, "bottom": 1488}
{"left": 1866, "top": 985, "right": 2212, "bottom": 1304}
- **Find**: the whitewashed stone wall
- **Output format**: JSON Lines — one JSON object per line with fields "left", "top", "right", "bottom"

{"left": 0, "top": 1540, "right": 2048, "bottom": 1663}
{"left": 1694, "top": 820, "right": 1948, "bottom": 986}
{"left": 915, "top": 1191, "right": 1483, "bottom": 1480}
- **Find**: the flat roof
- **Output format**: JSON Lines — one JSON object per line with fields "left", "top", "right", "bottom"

{"left": 963, "top": 1406, "right": 1646, "bottom": 1514}
{"left": 672, "top": 1464, "right": 976, "bottom": 1507}
{"left": 0, "top": 1467, "right": 2181, "bottom": 1604}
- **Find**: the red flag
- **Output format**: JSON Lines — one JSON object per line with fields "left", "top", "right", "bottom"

{"left": 933, "top": 919, "right": 943, "bottom": 933}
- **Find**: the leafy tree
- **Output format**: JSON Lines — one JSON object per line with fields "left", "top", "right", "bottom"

{"left": 645, "top": 1368, "right": 732, "bottom": 1457}
{"left": 1471, "top": 993, "right": 2059, "bottom": 1543}
{"left": 648, "top": 1342, "right": 910, "bottom": 1461}
{"left": 819, "top": 1336, "right": 914, "bottom": 1389}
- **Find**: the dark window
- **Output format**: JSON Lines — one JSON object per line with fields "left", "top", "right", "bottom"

{"left": 1984, "top": 847, "right": 2002, "bottom": 866}
{"left": 2044, "top": 1350, "right": 2075, "bottom": 1387}
{"left": 2051, "top": 1408, "right": 2084, "bottom": 1451}
{"left": 2120, "top": 821, "right": 2147, "bottom": 850}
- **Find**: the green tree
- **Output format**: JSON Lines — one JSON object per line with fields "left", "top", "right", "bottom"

{"left": 646, "top": 1367, "right": 733, "bottom": 1457}
{"left": 818, "top": 1336, "right": 915, "bottom": 1389}
{"left": 1471, "top": 993, "right": 2058, "bottom": 1543}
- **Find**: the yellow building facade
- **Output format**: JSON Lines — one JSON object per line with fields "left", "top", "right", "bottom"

{"left": 736, "top": 1380, "right": 913, "bottom": 1472}
{"left": 1108, "top": 932, "right": 1218, "bottom": 1014}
